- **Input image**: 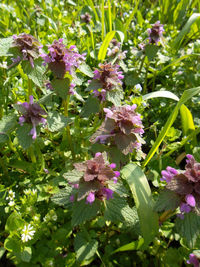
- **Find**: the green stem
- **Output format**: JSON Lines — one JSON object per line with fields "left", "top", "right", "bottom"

{"left": 28, "top": 146, "right": 36, "bottom": 163}
{"left": 138, "top": 55, "right": 146, "bottom": 75}
{"left": 143, "top": 61, "right": 149, "bottom": 95}
{"left": 28, "top": 78, "right": 32, "bottom": 101}
{"left": 0, "top": 156, "right": 8, "bottom": 176}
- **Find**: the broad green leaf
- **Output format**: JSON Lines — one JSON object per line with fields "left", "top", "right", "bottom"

{"left": 104, "top": 194, "right": 139, "bottom": 227}
{"left": 121, "top": 163, "right": 159, "bottom": 247}
{"left": 71, "top": 199, "right": 100, "bottom": 226}
{"left": 98, "top": 31, "right": 116, "bottom": 61}
{"left": 143, "top": 86, "right": 200, "bottom": 167}
{"left": 51, "top": 186, "right": 73, "bottom": 207}
{"left": 51, "top": 78, "right": 70, "bottom": 100}
{"left": 81, "top": 96, "right": 100, "bottom": 117}
{"left": 154, "top": 190, "right": 181, "bottom": 212}
{"left": 106, "top": 89, "right": 123, "bottom": 106}
{"left": 47, "top": 111, "right": 71, "bottom": 132}
{"left": 0, "top": 37, "right": 13, "bottom": 56}
{"left": 21, "top": 247, "right": 32, "bottom": 263}
{"left": 145, "top": 44, "right": 159, "bottom": 61}
{"left": 74, "top": 232, "right": 98, "bottom": 263}
{"left": 4, "top": 236, "right": 21, "bottom": 252}
{"left": 173, "top": 13, "right": 200, "bottom": 49}
{"left": 5, "top": 211, "right": 24, "bottom": 232}
{"left": 143, "top": 91, "right": 179, "bottom": 101}
{"left": 180, "top": 104, "right": 195, "bottom": 136}
{"left": 0, "top": 247, "right": 5, "bottom": 259}
{"left": 16, "top": 124, "right": 34, "bottom": 149}
{"left": 176, "top": 212, "right": 200, "bottom": 248}
{"left": 0, "top": 133, "right": 9, "bottom": 143}
{"left": 0, "top": 114, "right": 17, "bottom": 133}
{"left": 107, "top": 180, "right": 129, "bottom": 197}
{"left": 63, "top": 170, "right": 83, "bottom": 184}
{"left": 22, "top": 60, "right": 45, "bottom": 87}
{"left": 112, "top": 238, "right": 144, "bottom": 254}
{"left": 78, "top": 63, "right": 93, "bottom": 77}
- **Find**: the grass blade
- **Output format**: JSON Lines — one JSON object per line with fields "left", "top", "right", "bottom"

{"left": 143, "top": 91, "right": 179, "bottom": 101}
{"left": 98, "top": 31, "right": 116, "bottom": 61}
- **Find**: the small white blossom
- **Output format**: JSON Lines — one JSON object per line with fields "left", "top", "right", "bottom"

{"left": 8, "top": 200, "right": 15, "bottom": 207}
{"left": 21, "top": 224, "right": 35, "bottom": 242}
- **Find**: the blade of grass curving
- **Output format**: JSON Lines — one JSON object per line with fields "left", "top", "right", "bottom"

{"left": 172, "top": 13, "right": 200, "bottom": 49}
{"left": 86, "top": 0, "right": 99, "bottom": 22}
{"left": 112, "top": 238, "right": 144, "bottom": 254}
{"left": 101, "top": 0, "right": 105, "bottom": 41}
{"left": 143, "top": 86, "right": 200, "bottom": 167}
{"left": 98, "top": 31, "right": 116, "bottom": 61}
{"left": 121, "top": 163, "right": 159, "bottom": 248}
{"left": 143, "top": 91, "right": 179, "bottom": 101}
{"left": 123, "top": 0, "right": 139, "bottom": 37}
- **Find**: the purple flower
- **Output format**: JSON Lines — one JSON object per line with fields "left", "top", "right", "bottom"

{"left": 91, "top": 105, "right": 145, "bottom": 155}
{"left": 187, "top": 253, "right": 200, "bottom": 267}
{"left": 101, "top": 188, "right": 113, "bottom": 200}
{"left": 161, "top": 167, "right": 178, "bottom": 183}
{"left": 70, "top": 195, "right": 75, "bottom": 202}
{"left": 80, "top": 12, "right": 92, "bottom": 23}
{"left": 185, "top": 194, "right": 196, "bottom": 207}
{"left": 147, "top": 21, "right": 164, "bottom": 45}
{"left": 12, "top": 33, "right": 41, "bottom": 68}
{"left": 90, "top": 63, "right": 124, "bottom": 102}
{"left": 40, "top": 39, "right": 85, "bottom": 78}
{"left": 16, "top": 95, "right": 47, "bottom": 140}
{"left": 86, "top": 192, "right": 95, "bottom": 204}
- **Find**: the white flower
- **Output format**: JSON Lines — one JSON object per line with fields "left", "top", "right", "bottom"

{"left": 8, "top": 190, "right": 15, "bottom": 199}
{"left": 21, "top": 224, "right": 35, "bottom": 242}
{"left": 8, "top": 200, "right": 15, "bottom": 207}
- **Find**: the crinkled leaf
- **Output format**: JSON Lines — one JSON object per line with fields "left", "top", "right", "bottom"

{"left": 0, "top": 114, "right": 17, "bottom": 133}
{"left": 71, "top": 199, "right": 101, "bottom": 226}
{"left": 106, "top": 89, "right": 123, "bottom": 106}
{"left": 63, "top": 170, "right": 83, "bottom": 184}
{"left": 51, "top": 186, "right": 73, "bottom": 207}
{"left": 175, "top": 212, "right": 200, "bottom": 248}
{"left": 154, "top": 190, "right": 181, "bottom": 212}
{"left": 81, "top": 96, "right": 100, "bottom": 117}
{"left": 107, "top": 180, "right": 129, "bottom": 197}
{"left": 86, "top": 79, "right": 102, "bottom": 91}
{"left": 49, "top": 60, "right": 66, "bottom": 78}
{"left": 22, "top": 59, "right": 45, "bottom": 87}
{"left": 51, "top": 78, "right": 70, "bottom": 100}
{"left": 115, "top": 133, "right": 136, "bottom": 155}
{"left": 77, "top": 180, "right": 101, "bottom": 201}
{"left": 0, "top": 37, "right": 13, "bottom": 56}
{"left": 145, "top": 44, "right": 159, "bottom": 61}
{"left": 74, "top": 232, "right": 98, "bottom": 263}
{"left": 47, "top": 111, "right": 71, "bottom": 132}
{"left": 16, "top": 124, "right": 34, "bottom": 149}
{"left": 104, "top": 193, "right": 139, "bottom": 227}
{"left": 78, "top": 62, "right": 93, "bottom": 77}
{"left": 166, "top": 175, "right": 193, "bottom": 195}
{"left": 5, "top": 211, "right": 24, "bottom": 232}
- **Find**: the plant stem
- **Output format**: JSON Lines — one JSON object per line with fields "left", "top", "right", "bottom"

{"left": 28, "top": 78, "right": 32, "bottom": 101}
{"left": 28, "top": 146, "right": 36, "bottom": 163}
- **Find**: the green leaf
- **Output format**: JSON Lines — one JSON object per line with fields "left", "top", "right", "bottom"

{"left": 16, "top": 124, "right": 34, "bottom": 149}
{"left": 176, "top": 212, "right": 200, "bottom": 248}
{"left": 143, "top": 86, "right": 200, "bottom": 167}
{"left": 86, "top": 79, "right": 102, "bottom": 91}
{"left": 112, "top": 238, "right": 144, "bottom": 254}
{"left": 63, "top": 170, "right": 83, "bottom": 184}
{"left": 106, "top": 89, "right": 123, "bottom": 106}
{"left": 51, "top": 78, "right": 70, "bottom": 100}
{"left": 0, "top": 37, "right": 13, "bottom": 56}
{"left": 47, "top": 111, "right": 71, "bottom": 132}
{"left": 21, "top": 247, "right": 32, "bottom": 263}
{"left": 78, "top": 63, "right": 93, "bottom": 77}
{"left": 107, "top": 180, "right": 129, "bottom": 197}
{"left": 143, "top": 91, "right": 179, "bottom": 101}
{"left": 71, "top": 199, "right": 100, "bottom": 226}
{"left": 4, "top": 236, "right": 21, "bottom": 252}
{"left": 145, "top": 44, "right": 159, "bottom": 61}
{"left": 173, "top": 13, "right": 200, "bottom": 49}
{"left": 154, "top": 190, "right": 181, "bottom": 212}
{"left": 180, "top": 104, "right": 195, "bottom": 136}
{"left": 121, "top": 163, "right": 159, "bottom": 247}
{"left": 0, "top": 133, "right": 9, "bottom": 143}
{"left": 22, "top": 59, "right": 45, "bottom": 87}
{"left": 74, "top": 232, "right": 98, "bottom": 263}
{"left": 104, "top": 194, "right": 139, "bottom": 228}
{"left": 81, "top": 96, "right": 100, "bottom": 117}
{"left": 5, "top": 211, "right": 24, "bottom": 232}
{"left": 0, "top": 247, "right": 5, "bottom": 259}
{"left": 51, "top": 186, "right": 73, "bottom": 207}
{"left": 98, "top": 31, "right": 116, "bottom": 61}
{"left": 0, "top": 114, "right": 17, "bottom": 133}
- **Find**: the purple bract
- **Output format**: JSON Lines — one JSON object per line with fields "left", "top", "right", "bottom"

{"left": 147, "top": 21, "right": 164, "bottom": 45}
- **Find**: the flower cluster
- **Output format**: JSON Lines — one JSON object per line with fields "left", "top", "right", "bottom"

{"left": 90, "top": 105, "right": 145, "bottom": 155}
{"left": 161, "top": 154, "right": 200, "bottom": 218}
{"left": 187, "top": 253, "right": 200, "bottom": 267}
{"left": 68, "top": 152, "right": 120, "bottom": 204}
{"left": 80, "top": 12, "right": 92, "bottom": 23}
{"left": 40, "top": 39, "right": 85, "bottom": 78}
{"left": 12, "top": 33, "right": 41, "bottom": 68}
{"left": 107, "top": 39, "right": 127, "bottom": 60}
{"left": 6, "top": 189, "right": 16, "bottom": 207}
{"left": 147, "top": 21, "right": 164, "bottom": 45}
{"left": 17, "top": 95, "right": 47, "bottom": 139}
{"left": 90, "top": 63, "right": 124, "bottom": 101}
